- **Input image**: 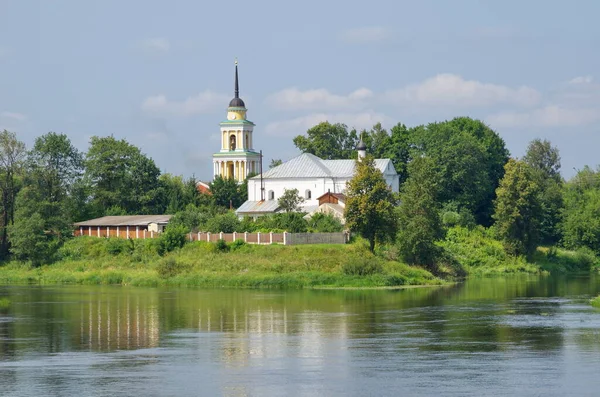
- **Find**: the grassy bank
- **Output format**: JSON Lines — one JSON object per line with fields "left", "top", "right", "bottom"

{"left": 591, "top": 296, "right": 600, "bottom": 308}
{"left": 0, "top": 227, "right": 597, "bottom": 289}
{"left": 0, "top": 237, "right": 442, "bottom": 288}
{"left": 440, "top": 226, "right": 598, "bottom": 276}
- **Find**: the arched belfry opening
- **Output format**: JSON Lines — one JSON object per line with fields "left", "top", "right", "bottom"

{"left": 230, "top": 134, "right": 237, "bottom": 151}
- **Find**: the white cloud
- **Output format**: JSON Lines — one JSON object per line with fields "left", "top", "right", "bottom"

{"left": 0, "top": 112, "right": 26, "bottom": 121}
{"left": 266, "top": 87, "right": 373, "bottom": 111}
{"left": 487, "top": 105, "right": 600, "bottom": 128}
{"left": 384, "top": 74, "right": 541, "bottom": 108}
{"left": 265, "top": 111, "right": 393, "bottom": 137}
{"left": 141, "top": 38, "right": 170, "bottom": 53}
{"left": 141, "top": 90, "right": 229, "bottom": 116}
{"left": 569, "top": 75, "right": 593, "bottom": 85}
{"left": 339, "top": 26, "right": 390, "bottom": 44}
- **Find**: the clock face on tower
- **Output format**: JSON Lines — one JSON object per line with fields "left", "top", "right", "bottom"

{"left": 227, "top": 113, "right": 237, "bottom": 120}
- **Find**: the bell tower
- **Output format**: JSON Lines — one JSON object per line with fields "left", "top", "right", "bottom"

{"left": 212, "top": 60, "right": 261, "bottom": 182}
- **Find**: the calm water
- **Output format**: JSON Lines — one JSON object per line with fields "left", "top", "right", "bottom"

{"left": 1, "top": 276, "right": 600, "bottom": 396}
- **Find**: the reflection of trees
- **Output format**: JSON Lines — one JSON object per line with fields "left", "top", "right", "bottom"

{"left": 0, "top": 274, "right": 598, "bottom": 359}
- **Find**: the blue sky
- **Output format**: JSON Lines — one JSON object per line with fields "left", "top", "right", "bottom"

{"left": 1, "top": 0, "right": 599, "bottom": 180}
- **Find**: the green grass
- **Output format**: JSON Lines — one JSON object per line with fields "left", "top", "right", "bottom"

{"left": 0, "top": 237, "right": 443, "bottom": 289}
{"left": 0, "top": 230, "right": 596, "bottom": 289}
{"left": 439, "top": 226, "right": 598, "bottom": 276}
{"left": 591, "top": 296, "right": 600, "bottom": 308}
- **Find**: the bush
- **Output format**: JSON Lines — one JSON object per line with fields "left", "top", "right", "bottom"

{"left": 159, "top": 225, "right": 188, "bottom": 255}
{"left": 205, "top": 212, "right": 240, "bottom": 233}
{"left": 230, "top": 239, "right": 246, "bottom": 251}
{"left": 156, "top": 256, "right": 186, "bottom": 279}
{"left": 342, "top": 256, "right": 383, "bottom": 276}
{"left": 105, "top": 238, "right": 131, "bottom": 255}
{"left": 215, "top": 239, "right": 229, "bottom": 252}
{"left": 442, "top": 211, "right": 461, "bottom": 227}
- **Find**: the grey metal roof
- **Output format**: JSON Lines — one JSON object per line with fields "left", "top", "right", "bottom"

{"left": 254, "top": 153, "right": 395, "bottom": 179}
{"left": 74, "top": 215, "right": 173, "bottom": 227}
{"left": 236, "top": 200, "right": 280, "bottom": 214}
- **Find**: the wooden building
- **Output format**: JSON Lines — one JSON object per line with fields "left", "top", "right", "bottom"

{"left": 74, "top": 215, "right": 172, "bottom": 239}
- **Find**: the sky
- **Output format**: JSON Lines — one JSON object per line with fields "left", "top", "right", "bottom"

{"left": 1, "top": 0, "right": 599, "bottom": 181}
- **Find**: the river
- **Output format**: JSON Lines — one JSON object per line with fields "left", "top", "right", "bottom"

{"left": 1, "top": 275, "right": 599, "bottom": 396}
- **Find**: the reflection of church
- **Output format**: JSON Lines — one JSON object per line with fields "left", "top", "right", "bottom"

{"left": 212, "top": 61, "right": 261, "bottom": 182}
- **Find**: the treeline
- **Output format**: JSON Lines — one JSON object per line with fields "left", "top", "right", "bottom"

{"left": 293, "top": 118, "right": 600, "bottom": 266}
{"left": 0, "top": 130, "right": 248, "bottom": 265}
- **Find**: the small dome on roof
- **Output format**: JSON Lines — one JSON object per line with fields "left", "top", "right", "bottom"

{"left": 229, "top": 97, "right": 246, "bottom": 107}
{"left": 356, "top": 140, "right": 367, "bottom": 150}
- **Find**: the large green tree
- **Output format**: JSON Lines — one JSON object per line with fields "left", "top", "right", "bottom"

{"left": 385, "top": 122, "right": 413, "bottom": 185}
{"left": 209, "top": 175, "right": 245, "bottom": 209}
{"left": 396, "top": 156, "right": 443, "bottom": 268}
{"left": 85, "top": 136, "right": 161, "bottom": 215}
{"left": 523, "top": 138, "right": 563, "bottom": 244}
{"left": 344, "top": 156, "right": 397, "bottom": 252}
{"left": 561, "top": 166, "right": 600, "bottom": 254}
{"left": 493, "top": 159, "right": 542, "bottom": 257}
{"left": 9, "top": 132, "right": 83, "bottom": 264}
{"left": 410, "top": 117, "right": 509, "bottom": 225}
{"left": 293, "top": 121, "right": 358, "bottom": 159}
{"left": 0, "top": 130, "right": 26, "bottom": 258}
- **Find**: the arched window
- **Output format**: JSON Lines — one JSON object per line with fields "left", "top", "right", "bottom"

{"left": 230, "top": 134, "right": 237, "bottom": 150}
{"left": 245, "top": 133, "right": 249, "bottom": 149}
{"left": 268, "top": 190, "right": 275, "bottom": 200}
{"left": 305, "top": 189, "right": 311, "bottom": 199}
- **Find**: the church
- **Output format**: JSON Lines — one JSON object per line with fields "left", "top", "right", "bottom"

{"left": 212, "top": 62, "right": 400, "bottom": 219}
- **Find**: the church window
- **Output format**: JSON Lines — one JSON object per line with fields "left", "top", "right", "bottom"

{"left": 246, "top": 133, "right": 249, "bottom": 148}
{"left": 305, "top": 189, "right": 311, "bottom": 199}
{"left": 230, "top": 134, "right": 237, "bottom": 150}
{"left": 268, "top": 190, "right": 275, "bottom": 200}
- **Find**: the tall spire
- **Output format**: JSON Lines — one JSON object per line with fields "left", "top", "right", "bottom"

{"left": 234, "top": 58, "right": 239, "bottom": 99}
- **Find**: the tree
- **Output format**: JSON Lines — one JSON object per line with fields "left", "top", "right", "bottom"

{"left": 360, "top": 123, "right": 390, "bottom": 159}
{"left": 9, "top": 185, "right": 72, "bottom": 266}
{"left": 0, "top": 130, "right": 26, "bottom": 258}
{"left": 396, "top": 156, "right": 443, "bottom": 268}
{"left": 493, "top": 159, "right": 542, "bottom": 257}
{"left": 386, "top": 122, "right": 412, "bottom": 185}
{"left": 410, "top": 117, "right": 509, "bottom": 225}
{"left": 293, "top": 122, "right": 358, "bottom": 159}
{"left": 345, "top": 156, "right": 397, "bottom": 252}
{"left": 523, "top": 139, "right": 563, "bottom": 245}
{"left": 278, "top": 188, "right": 305, "bottom": 212}
{"left": 209, "top": 175, "right": 243, "bottom": 209}
{"left": 85, "top": 136, "right": 161, "bottom": 215}
{"left": 561, "top": 166, "right": 600, "bottom": 254}
{"left": 269, "top": 159, "right": 283, "bottom": 169}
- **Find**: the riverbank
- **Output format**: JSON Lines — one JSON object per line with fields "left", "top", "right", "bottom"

{"left": 0, "top": 237, "right": 443, "bottom": 288}
{"left": 0, "top": 230, "right": 597, "bottom": 288}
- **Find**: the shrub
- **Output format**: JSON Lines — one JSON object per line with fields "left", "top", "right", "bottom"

{"left": 215, "top": 239, "right": 229, "bottom": 252}
{"left": 105, "top": 238, "right": 130, "bottom": 255}
{"left": 342, "top": 256, "right": 383, "bottom": 276}
{"left": 156, "top": 256, "right": 186, "bottom": 279}
{"left": 159, "top": 225, "right": 188, "bottom": 255}
{"left": 205, "top": 212, "right": 240, "bottom": 233}
{"left": 230, "top": 239, "right": 246, "bottom": 251}
{"left": 442, "top": 211, "right": 461, "bottom": 227}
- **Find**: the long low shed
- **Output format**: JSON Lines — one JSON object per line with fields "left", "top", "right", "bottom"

{"left": 74, "top": 215, "right": 173, "bottom": 238}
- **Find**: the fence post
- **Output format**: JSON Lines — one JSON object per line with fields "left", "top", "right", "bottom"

{"left": 283, "top": 231, "right": 288, "bottom": 245}
{"left": 219, "top": 232, "right": 223, "bottom": 240}
{"left": 233, "top": 231, "right": 237, "bottom": 241}
{"left": 116, "top": 226, "right": 120, "bottom": 238}
{"left": 244, "top": 232, "right": 248, "bottom": 242}
{"left": 143, "top": 229, "right": 146, "bottom": 239}
{"left": 257, "top": 232, "right": 261, "bottom": 244}
{"left": 126, "top": 226, "right": 130, "bottom": 238}
{"left": 207, "top": 232, "right": 211, "bottom": 242}
{"left": 136, "top": 226, "right": 139, "bottom": 239}
{"left": 151, "top": 231, "right": 154, "bottom": 239}
{"left": 97, "top": 226, "right": 101, "bottom": 237}
{"left": 270, "top": 231, "right": 273, "bottom": 244}
{"left": 198, "top": 232, "right": 201, "bottom": 241}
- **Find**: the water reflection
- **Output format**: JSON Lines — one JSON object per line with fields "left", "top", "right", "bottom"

{"left": 0, "top": 275, "right": 599, "bottom": 396}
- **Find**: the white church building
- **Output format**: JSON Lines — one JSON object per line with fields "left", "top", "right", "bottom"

{"left": 211, "top": 61, "right": 400, "bottom": 219}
